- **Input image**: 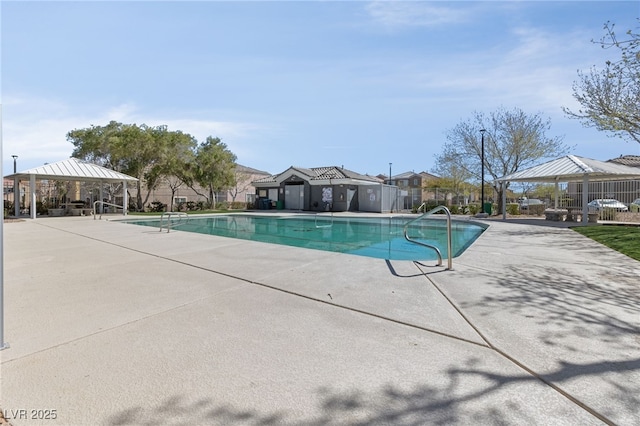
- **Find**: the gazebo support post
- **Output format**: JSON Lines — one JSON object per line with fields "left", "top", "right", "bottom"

{"left": 13, "top": 177, "right": 19, "bottom": 217}
{"left": 123, "top": 181, "right": 128, "bottom": 216}
{"left": 554, "top": 180, "right": 559, "bottom": 209}
{"left": 30, "top": 174, "right": 36, "bottom": 219}
{"left": 582, "top": 174, "right": 589, "bottom": 224}
{"left": 501, "top": 181, "right": 506, "bottom": 220}
{"left": 99, "top": 184, "right": 104, "bottom": 214}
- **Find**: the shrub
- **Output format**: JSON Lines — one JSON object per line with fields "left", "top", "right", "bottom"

{"left": 229, "top": 201, "right": 247, "bottom": 210}
{"left": 185, "top": 201, "right": 200, "bottom": 211}
{"left": 4, "top": 201, "right": 13, "bottom": 218}
{"left": 449, "top": 205, "right": 459, "bottom": 215}
{"left": 529, "top": 204, "right": 545, "bottom": 216}
{"left": 148, "top": 201, "right": 166, "bottom": 212}
{"left": 507, "top": 203, "right": 520, "bottom": 215}
{"left": 468, "top": 204, "right": 479, "bottom": 215}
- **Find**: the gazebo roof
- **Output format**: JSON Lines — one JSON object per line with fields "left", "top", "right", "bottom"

{"left": 496, "top": 155, "right": 640, "bottom": 183}
{"left": 4, "top": 157, "right": 138, "bottom": 183}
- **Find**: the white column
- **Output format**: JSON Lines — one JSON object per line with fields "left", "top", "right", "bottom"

{"left": 582, "top": 174, "right": 589, "bottom": 224}
{"left": 501, "top": 181, "right": 506, "bottom": 219}
{"left": 123, "top": 181, "right": 128, "bottom": 216}
{"left": 99, "top": 183, "right": 104, "bottom": 214}
{"left": 13, "top": 177, "right": 19, "bottom": 217}
{"left": 30, "top": 174, "right": 36, "bottom": 219}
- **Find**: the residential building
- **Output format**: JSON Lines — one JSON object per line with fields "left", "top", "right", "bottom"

{"left": 384, "top": 171, "right": 441, "bottom": 209}
{"left": 142, "top": 164, "right": 271, "bottom": 210}
{"left": 252, "top": 165, "right": 399, "bottom": 213}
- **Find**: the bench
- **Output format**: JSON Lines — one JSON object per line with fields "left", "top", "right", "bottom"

{"left": 544, "top": 209, "right": 568, "bottom": 221}
{"left": 565, "top": 209, "right": 599, "bottom": 223}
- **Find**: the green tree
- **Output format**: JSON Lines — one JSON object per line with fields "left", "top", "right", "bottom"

{"left": 67, "top": 121, "right": 123, "bottom": 169}
{"left": 563, "top": 20, "right": 640, "bottom": 144}
{"left": 143, "top": 128, "right": 198, "bottom": 211}
{"left": 440, "top": 107, "right": 569, "bottom": 213}
{"left": 183, "top": 137, "right": 237, "bottom": 209}
{"left": 432, "top": 148, "right": 475, "bottom": 205}
{"left": 67, "top": 122, "right": 197, "bottom": 211}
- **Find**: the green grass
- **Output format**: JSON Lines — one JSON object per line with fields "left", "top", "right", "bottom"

{"left": 572, "top": 225, "right": 640, "bottom": 261}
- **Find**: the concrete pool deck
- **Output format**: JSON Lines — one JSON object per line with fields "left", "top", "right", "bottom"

{"left": 1, "top": 214, "right": 639, "bottom": 425}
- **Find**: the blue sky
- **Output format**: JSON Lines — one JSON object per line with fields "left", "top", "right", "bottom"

{"left": 2, "top": 1, "right": 640, "bottom": 178}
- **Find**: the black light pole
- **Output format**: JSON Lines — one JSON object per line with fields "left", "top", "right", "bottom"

{"left": 11, "top": 155, "right": 17, "bottom": 173}
{"left": 480, "top": 129, "right": 486, "bottom": 214}
{"left": 389, "top": 162, "right": 392, "bottom": 212}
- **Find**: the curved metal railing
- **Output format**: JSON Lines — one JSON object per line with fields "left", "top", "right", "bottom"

{"left": 159, "top": 212, "right": 189, "bottom": 233}
{"left": 403, "top": 205, "right": 452, "bottom": 270}
{"left": 93, "top": 201, "right": 126, "bottom": 220}
{"left": 315, "top": 212, "right": 334, "bottom": 229}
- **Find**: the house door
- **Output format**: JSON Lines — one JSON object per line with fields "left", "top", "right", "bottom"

{"left": 285, "top": 185, "right": 303, "bottom": 210}
{"left": 347, "top": 188, "right": 356, "bottom": 211}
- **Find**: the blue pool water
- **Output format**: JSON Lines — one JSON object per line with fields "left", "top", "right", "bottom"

{"left": 123, "top": 214, "right": 486, "bottom": 261}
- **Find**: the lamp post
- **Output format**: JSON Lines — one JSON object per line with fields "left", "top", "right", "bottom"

{"left": 479, "top": 129, "right": 486, "bottom": 214}
{"left": 389, "top": 162, "right": 392, "bottom": 212}
{"left": 11, "top": 155, "right": 17, "bottom": 173}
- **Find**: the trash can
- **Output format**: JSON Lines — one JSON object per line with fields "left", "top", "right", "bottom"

{"left": 483, "top": 202, "right": 493, "bottom": 215}
{"left": 259, "top": 199, "right": 270, "bottom": 210}
{"left": 276, "top": 200, "right": 284, "bottom": 210}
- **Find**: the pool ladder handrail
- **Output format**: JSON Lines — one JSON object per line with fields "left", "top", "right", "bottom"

{"left": 403, "top": 204, "right": 453, "bottom": 270}
{"left": 93, "top": 201, "right": 126, "bottom": 220}
{"left": 159, "top": 212, "right": 189, "bottom": 233}
{"left": 315, "top": 212, "right": 334, "bottom": 228}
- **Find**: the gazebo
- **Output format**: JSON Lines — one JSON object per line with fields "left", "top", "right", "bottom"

{"left": 496, "top": 155, "right": 640, "bottom": 224}
{"left": 4, "top": 157, "right": 138, "bottom": 219}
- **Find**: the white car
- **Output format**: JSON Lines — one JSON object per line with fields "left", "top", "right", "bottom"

{"left": 587, "top": 199, "right": 628, "bottom": 212}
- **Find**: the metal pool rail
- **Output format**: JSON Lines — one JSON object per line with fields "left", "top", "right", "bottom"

{"left": 159, "top": 212, "right": 189, "bottom": 233}
{"left": 403, "top": 205, "right": 452, "bottom": 270}
{"left": 93, "top": 201, "right": 127, "bottom": 220}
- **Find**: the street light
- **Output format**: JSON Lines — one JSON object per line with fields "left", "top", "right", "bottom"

{"left": 389, "top": 162, "right": 392, "bottom": 212}
{"left": 11, "top": 155, "right": 17, "bottom": 174}
{"left": 480, "top": 129, "right": 486, "bottom": 214}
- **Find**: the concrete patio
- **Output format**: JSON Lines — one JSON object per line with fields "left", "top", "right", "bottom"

{"left": 1, "top": 214, "right": 638, "bottom": 425}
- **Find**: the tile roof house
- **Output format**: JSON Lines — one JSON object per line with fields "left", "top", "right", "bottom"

{"left": 384, "top": 171, "right": 441, "bottom": 209}
{"left": 252, "top": 165, "right": 399, "bottom": 212}
{"left": 607, "top": 154, "right": 640, "bottom": 168}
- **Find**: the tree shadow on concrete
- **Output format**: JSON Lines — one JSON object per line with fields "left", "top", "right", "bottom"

{"left": 105, "top": 352, "right": 640, "bottom": 426}
{"left": 459, "top": 263, "right": 640, "bottom": 353}
{"left": 105, "top": 384, "right": 510, "bottom": 425}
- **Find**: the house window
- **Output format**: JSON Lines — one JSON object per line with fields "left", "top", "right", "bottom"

{"left": 174, "top": 196, "right": 187, "bottom": 204}
{"left": 413, "top": 178, "right": 419, "bottom": 186}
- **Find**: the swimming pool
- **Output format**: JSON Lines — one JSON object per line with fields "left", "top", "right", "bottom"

{"left": 123, "top": 214, "right": 486, "bottom": 261}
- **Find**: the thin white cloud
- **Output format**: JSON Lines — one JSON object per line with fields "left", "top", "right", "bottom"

{"left": 366, "top": 23, "right": 610, "bottom": 122}
{"left": 365, "top": 1, "right": 471, "bottom": 28}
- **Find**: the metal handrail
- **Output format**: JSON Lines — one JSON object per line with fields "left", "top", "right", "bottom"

{"left": 315, "top": 212, "right": 333, "bottom": 228}
{"left": 93, "top": 201, "right": 126, "bottom": 220}
{"left": 159, "top": 212, "right": 189, "bottom": 233}
{"left": 403, "top": 205, "right": 453, "bottom": 270}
